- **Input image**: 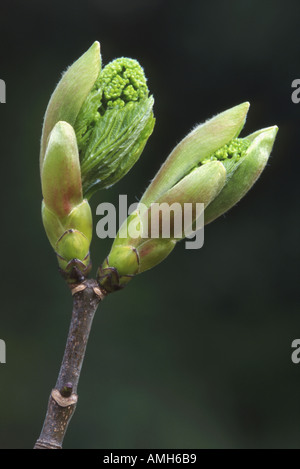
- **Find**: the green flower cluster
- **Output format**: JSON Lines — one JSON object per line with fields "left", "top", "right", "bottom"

{"left": 74, "top": 57, "right": 154, "bottom": 197}
{"left": 202, "top": 138, "right": 250, "bottom": 165}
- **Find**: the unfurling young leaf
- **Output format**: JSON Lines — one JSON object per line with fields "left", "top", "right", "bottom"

{"left": 74, "top": 58, "right": 155, "bottom": 198}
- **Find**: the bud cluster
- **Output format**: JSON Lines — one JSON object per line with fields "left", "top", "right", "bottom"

{"left": 39, "top": 42, "right": 278, "bottom": 290}
{"left": 97, "top": 103, "right": 278, "bottom": 292}
{"left": 40, "top": 42, "right": 154, "bottom": 282}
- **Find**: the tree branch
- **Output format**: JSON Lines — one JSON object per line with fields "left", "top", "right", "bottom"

{"left": 34, "top": 278, "right": 106, "bottom": 449}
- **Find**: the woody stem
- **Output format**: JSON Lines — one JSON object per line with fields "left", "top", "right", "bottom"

{"left": 34, "top": 278, "right": 106, "bottom": 449}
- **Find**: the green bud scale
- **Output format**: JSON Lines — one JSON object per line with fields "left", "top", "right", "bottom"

{"left": 41, "top": 122, "right": 93, "bottom": 281}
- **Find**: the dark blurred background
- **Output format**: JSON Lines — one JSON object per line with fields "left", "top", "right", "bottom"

{"left": 0, "top": 0, "right": 299, "bottom": 449}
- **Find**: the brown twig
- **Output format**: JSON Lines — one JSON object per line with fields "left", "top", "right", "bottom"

{"left": 34, "top": 278, "right": 106, "bottom": 449}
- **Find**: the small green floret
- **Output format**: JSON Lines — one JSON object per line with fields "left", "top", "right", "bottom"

{"left": 202, "top": 138, "right": 250, "bottom": 165}
{"left": 99, "top": 58, "right": 148, "bottom": 111}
